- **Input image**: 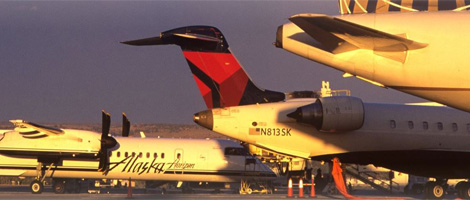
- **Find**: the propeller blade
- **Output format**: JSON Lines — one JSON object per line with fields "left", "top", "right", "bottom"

{"left": 98, "top": 110, "right": 115, "bottom": 173}
{"left": 122, "top": 112, "right": 130, "bottom": 137}
{"left": 101, "top": 110, "right": 111, "bottom": 139}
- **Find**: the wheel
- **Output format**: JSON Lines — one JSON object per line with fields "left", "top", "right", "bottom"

{"left": 457, "top": 182, "right": 470, "bottom": 199}
{"left": 425, "top": 182, "right": 445, "bottom": 199}
{"left": 30, "top": 180, "right": 44, "bottom": 194}
{"left": 53, "top": 180, "right": 66, "bottom": 194}
{"left": 247, "top": 188, "right": 252, "bottom": 194}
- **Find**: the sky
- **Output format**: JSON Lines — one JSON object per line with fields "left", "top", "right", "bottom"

{"left": 0, "top": 1, "right": 425, "bottom": 124}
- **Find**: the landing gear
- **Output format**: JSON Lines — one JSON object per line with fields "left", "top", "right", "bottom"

{"left": 31, "top": 161, "right": 54, "bottom": 194}
{"left": 424, "top": 180, "right": 447, "bottom": 199}
{"left": 456, "top": 181, "right": 470, "bottom": 199}
{"left": 30, "top": 180, "right": 44, "bottom": 194}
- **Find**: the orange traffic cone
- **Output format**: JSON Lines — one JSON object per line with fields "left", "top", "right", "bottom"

{"left": 287, "top": 178, "right": 293, "bottom": 198}
{"left": 310, "top": 175, "right": 316, "bottom": 198}
{"left": 299, "top": 179, "right": 304, "bottom": 198}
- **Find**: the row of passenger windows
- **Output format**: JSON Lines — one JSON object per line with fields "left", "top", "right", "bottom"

{"left": 389, "top": 120, "right": 470, "bottom": 132}
{"left": 109, "top": 147, "right": 248, "bottom": 159}
{"left": 110, "top": 151, "right": 165, "bottom": 159}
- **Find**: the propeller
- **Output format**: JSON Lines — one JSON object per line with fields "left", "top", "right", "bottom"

{"left": 122, "top": 112, "right": 130, "bottom": 137}
{"left": 98, "top": 110, "right": 117, "bottom": 173}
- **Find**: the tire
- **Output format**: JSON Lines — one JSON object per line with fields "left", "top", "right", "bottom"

{"left": 30, "top": 180, "right": 43, "bottom": 194}
{"left": 426, "top": 182, "right": 445, "bottom": 199}
{"left": 457, "top": 182, "right": 470, "bottom": 199}
{"left": 53, "top": 180, "right": 66, "bottom": 194}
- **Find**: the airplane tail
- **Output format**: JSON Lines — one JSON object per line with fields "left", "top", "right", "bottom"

{"left": 121, "top": 26, "right": 285, "bottom": 109}
{"left": 338, "top": 0, "right": 470, "bottom": 14}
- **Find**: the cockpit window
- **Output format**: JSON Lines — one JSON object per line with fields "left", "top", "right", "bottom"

{"left": 224, "top": 147, "right": 250, "bottom": 156}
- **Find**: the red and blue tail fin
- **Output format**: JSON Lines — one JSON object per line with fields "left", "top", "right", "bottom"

{"left": 122, "top": 26, "right": 285, "bottom": 109}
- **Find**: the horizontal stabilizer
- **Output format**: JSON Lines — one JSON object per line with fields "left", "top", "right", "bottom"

{"left": 10, "top": 120, "right": 64, "bottom": 136}
{"left": 121, "top": 26, "right": 225, "bottom": 52}
{"left": 289, "top": 14, "right": 428, "bottom": 54}
{"left": 121, "top": 37, "right": 163, "bottom": 46}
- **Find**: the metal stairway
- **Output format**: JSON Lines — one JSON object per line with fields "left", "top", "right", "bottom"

{"left": 343, "top": 164, "right": 400, "bottom": 193}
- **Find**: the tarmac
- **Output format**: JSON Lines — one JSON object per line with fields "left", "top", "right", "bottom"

{"left": 0, "top": 185, "right": 459, "bottom": 200}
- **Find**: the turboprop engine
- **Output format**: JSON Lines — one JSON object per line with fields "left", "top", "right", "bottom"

{"left": 287, "top": 96, "right": 364, "bottom": 132}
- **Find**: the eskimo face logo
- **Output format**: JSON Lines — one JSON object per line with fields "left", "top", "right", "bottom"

{"left": 108, "top": 156, "right": 195, "bottom": 175}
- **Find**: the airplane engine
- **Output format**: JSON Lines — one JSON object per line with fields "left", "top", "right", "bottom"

{"left": 287, "top": 96, "right": 364, "bottom": 132}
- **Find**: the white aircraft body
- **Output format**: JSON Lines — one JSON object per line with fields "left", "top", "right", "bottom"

{"left": 0, "top": 112, "right": 275, "bottom": 194}
{"left": 122, "top": 25, "right": 470, "bottom": 199}
{"left": 275, "top": 10, "right": 470, "bottom": 112}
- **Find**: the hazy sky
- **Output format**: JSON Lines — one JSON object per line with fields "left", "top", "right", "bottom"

{"left": 0, "top": 1, "right": 424, "bottom": 124}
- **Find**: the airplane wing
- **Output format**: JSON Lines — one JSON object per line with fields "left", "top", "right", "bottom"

{"left": 10, "top": 119, "right": 64, "bottom": 138}
{"left": 289, "top": 14, "right": 428, "bottom": 54}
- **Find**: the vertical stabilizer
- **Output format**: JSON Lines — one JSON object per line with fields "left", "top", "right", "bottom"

{"left": 122, "top": 26, "right": 285, "bottom": 109}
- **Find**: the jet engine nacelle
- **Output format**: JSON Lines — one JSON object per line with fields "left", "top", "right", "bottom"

{"left": 287, "top": 96, "right": 364, "bottom": 132}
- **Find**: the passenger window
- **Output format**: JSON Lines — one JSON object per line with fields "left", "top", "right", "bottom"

{"left": 138, "top": 152, "right": 142, "bottom": 158}
{"left": 452, "top": 123, "right": 458, "bottom": 132}
{"left": 390, "top": 120, "right": 396, "bottom": 129}
{"left": 408, "top": 121, "right": 414, "bottom": 129}
{"left": 161, "top": 153, "right": 165, "bottom": 159}
{"left": 132, "top": 152, "right": 136, "bottom": 157}
{"left": 146, "top": 152, "right": 150, "bottom": 158}
{"left": 154, "top": 153, "right": 158, "bottom": 158}
{"left": 125, "top": 152, "right": 128, "bottom": 157}
{"left": 423, "top": 122, "right": 429, "bottom": 130}
{"left": 437, "top": 122, "right": 443, "bottom": 131}
{"left": 225, "top": 147, "right": 250, "bottom": 156}
{"left": 117, "top": 152, "right": 121, "bottom": 158}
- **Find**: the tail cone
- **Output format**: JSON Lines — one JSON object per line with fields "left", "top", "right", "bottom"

{"left": 193, "top": 110, "right": 213, "bottom": 130}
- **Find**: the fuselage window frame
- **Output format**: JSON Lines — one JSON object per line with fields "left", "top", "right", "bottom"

{"left": 408, "top": 121, "right": 414, "bottom": 129}
{"left": 390, "top": 120, "right": 396, "bottom": 129}
{"left": 423, "top": 121, "right": 429, "bottom": 130}
{"left": 437, "top": 122, "right": 443, "bottom": 131}
{"left": 452, "top": 123, "right": 458, "bottom": 132}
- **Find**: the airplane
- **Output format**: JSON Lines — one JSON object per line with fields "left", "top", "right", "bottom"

{"left": 338, "top": 0, "right": 470, "bottom": 14}
{"left": 275, "top": 0, "right": 470, "bottom": 113}
{"left": 0, "top": 111, "right": 276, "bottom": 194}
{"left": 123, "top": 26, "right": 470, "bottom": 199}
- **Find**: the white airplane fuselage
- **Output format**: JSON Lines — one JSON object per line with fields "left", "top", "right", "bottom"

{"left": 278, "top": 11, "right": 470, "bottom": 112}
{"left": 195, "top": 98, "right": 470, "bottom": 178}
{"left": 0, "top": 135, "right": 275, "bottom": 182}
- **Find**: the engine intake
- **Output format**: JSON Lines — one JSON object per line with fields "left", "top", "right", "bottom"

{"left": 287, "top": 96, "right": 364, "bottom": 132}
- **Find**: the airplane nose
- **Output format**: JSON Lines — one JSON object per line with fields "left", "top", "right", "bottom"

{"left": 193, "top": 110, "right": 213, "bottom": 130}
{"left": 274, "top": 25, "right": 283, "bottom": 48}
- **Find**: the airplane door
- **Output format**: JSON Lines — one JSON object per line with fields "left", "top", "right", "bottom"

{"left": 174, "top": 148, "right": 183, "bottom": 162}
